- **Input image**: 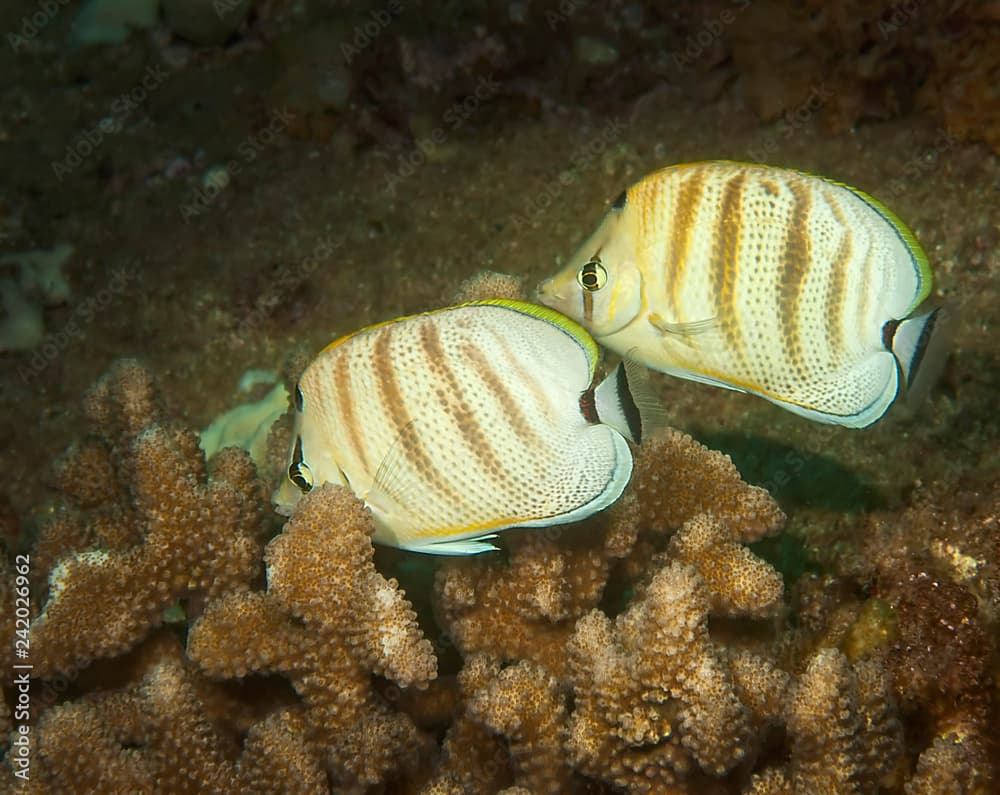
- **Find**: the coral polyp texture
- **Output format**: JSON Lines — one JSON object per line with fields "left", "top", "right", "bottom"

{"left": 2, "top": 356, "right": 997, "bottom": 793}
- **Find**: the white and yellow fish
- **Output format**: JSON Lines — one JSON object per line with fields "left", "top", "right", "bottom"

{"left": 537, "top": 160, "right": 947, "bottom": 428}
{"left": 273, "top": 299, "right": 657, "bottom": 555}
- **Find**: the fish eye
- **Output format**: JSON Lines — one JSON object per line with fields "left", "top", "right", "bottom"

{"left": 578, "top": 259, "right": 607, "bottom": 292}
{"left": 289, "top": 435, "right": 313, "bottom": 492}
{"left": 289, "top": 461, "right": 313, "bottom": 493}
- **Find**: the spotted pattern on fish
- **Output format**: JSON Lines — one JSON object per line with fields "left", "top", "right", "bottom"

{"left": 277, "top": 300, "right": 638, "bottom": 552}
{"left": 779, "top": 178, "right": 813, "bottom": 380}
{"left": 714, "top": 171, "right": 747, "bottom": 365}
{"left": 537, "top": 160, "right": 938, "bottom": 427}
{"left": 372, "top": 323, "right": 466, "bottom": 511}
{"left": 667, "top": 168, "right": 706, "bottom": 319}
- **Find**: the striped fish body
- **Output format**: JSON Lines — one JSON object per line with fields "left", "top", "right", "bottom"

{"left": 537, "top": 160, "right": 942, "bottom": 427}
{"left": 273, "top": 300, "right": 643, "bottom": 555}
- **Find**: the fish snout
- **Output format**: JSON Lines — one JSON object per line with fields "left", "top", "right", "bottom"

{"left": 535, "top": 277, "right": 559, "bottom": 305}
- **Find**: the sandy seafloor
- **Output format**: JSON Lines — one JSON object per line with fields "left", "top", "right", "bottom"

{"left": 0, "top": 0, "right": 998, "bottom": 789}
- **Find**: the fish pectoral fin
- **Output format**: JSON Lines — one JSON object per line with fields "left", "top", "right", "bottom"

{"left": 367, "top": 421, "right": 422, "bottom": 513}
{"left": 403, "top": 534, "right": 500, "bottom": 556}
{"left": 648, "top": 313, "right": 722, "bottom": 349}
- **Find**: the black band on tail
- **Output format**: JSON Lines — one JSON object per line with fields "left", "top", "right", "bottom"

{"left": 906, "top": 309, "right": 940, "bottom": 382}
{"left": 616, "top": 363, "right": 643, "bottom": 444}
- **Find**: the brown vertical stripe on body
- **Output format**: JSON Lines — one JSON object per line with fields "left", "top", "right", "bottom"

{"left": 462, "top": 340, "right": 547, "bottom": 451}
{"left": 825, "top": 196, "right": 852, "bottom": 361}
{"left": 857, "top": 230, "right": 878, "bottom": 335}
{"left": 712, "top": 171, "right": 748, "bottom": 361}
{"left": 330, "top": 348, "right": 370, "bottom": 474}
{"left": 778, "top": 179, "right": 814, "bottom": 377}
{"left": 494, "top": 333, "right": 563, "bottom": 422}
{"left": 372, "top": 322, "right": 465, "bottom": 507}
{"left": 667, "top": 168, "right": 707, "bottom": 318}
{"left": 418, "top": 321, "right": 516, "bottom": 491}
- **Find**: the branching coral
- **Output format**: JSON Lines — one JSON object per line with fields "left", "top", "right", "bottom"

{"left": 18, "top": 360, "right": 267, "bottom": 678}
{"left": 26, "top": 631, "right": 328, "bottom": 795}
{"left": 5, "top": 341, "right": 995, "bottom": 793}
{"left": 631, "top": 428, "right": 786, "bottom": 544}
{"left": 786, "top": 648, "right": 901, "bottom": 792}
{"left": 467, "top": 658, "right": 572, "bottom": 793}
{"left": 567, "top": 561, "right": 753, "bottom": 791}
{"left": 188, "top": 483, "right": 437, "bottom": 789}
{"left": 667, "top": 514, "right": 783, "bottom": 618}
{"left": 30, "top": 422, "right": 265, "bottom": 678}
{"left": 434, "top": 499, "right": 635, "bottom": 680}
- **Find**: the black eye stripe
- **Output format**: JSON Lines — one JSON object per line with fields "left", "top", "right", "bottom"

{"left": 294, "top": 383, "right": 304, "bottom": 411}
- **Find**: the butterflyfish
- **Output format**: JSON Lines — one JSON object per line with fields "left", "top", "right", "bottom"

{"left": 273, "top": 299, "right": 660, "bottom": 554}
{"left": 537, "top": 160, "right": 947, "bottom": 428}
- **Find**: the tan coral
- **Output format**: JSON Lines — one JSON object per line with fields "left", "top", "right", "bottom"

{"left": 451, "top": 269, "right": 526, "bottom": 303}
{"left": 566, "top": 561, "right": 752, "bottom": 792}
{"left": 466, "top": 659, "right": 572, "bottom": 793}
{"left": 726, "top": 649, "right": 790, "bottom": 741}
{"left": 419, "top": 654, "right": 515, "bottom": 794}
{"left": 28, "top": 633, "right": 239, "bottom": 794}
{"left": 188, "top": 483, "right": 437, "bottom": 789}
{"left": 434, "top": 502, "right": 633, "bottom": 680}
{"left": 905, "top": 728, "right": 994, "bottom": 795}
{"left": 630, "top": 428, "right": 785, "bottom": 543}
{"left": 667, "top": 513, "right": 784, "bottom": 618}
{"left": 785, "top": 648, "right": 905, "bottom": 793}
{"left": 29, "top": 429, "right": 264, "bottom": 678}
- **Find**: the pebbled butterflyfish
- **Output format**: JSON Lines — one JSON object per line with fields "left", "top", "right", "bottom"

{"left": 537, "top": 160, "right": 947, "bottom": 428}
{"left": 273, "top": 299, "right": 659, "bottom": 554}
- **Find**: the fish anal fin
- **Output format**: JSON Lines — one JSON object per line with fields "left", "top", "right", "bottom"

{"left": 403, "top": 534, "right": 500, "bottom": 556}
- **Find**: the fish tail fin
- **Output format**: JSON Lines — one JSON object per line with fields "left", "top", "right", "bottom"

{"left": 890, "top": 305, "right": 950, "bottom": 407}
{"left": 593, "top": 357, "right": 667, "bottom": 444}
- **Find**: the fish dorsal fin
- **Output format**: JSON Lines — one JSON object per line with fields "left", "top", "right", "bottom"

{"left": 649, "top": 312, "right": 723, "bottom": 350}
{"left": 592, "top": 358, "right": 667, "bottom": 444}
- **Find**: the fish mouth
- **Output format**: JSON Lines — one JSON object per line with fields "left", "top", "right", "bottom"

{"left": 535, "top": 277, "right": 558, "bottom": 305}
